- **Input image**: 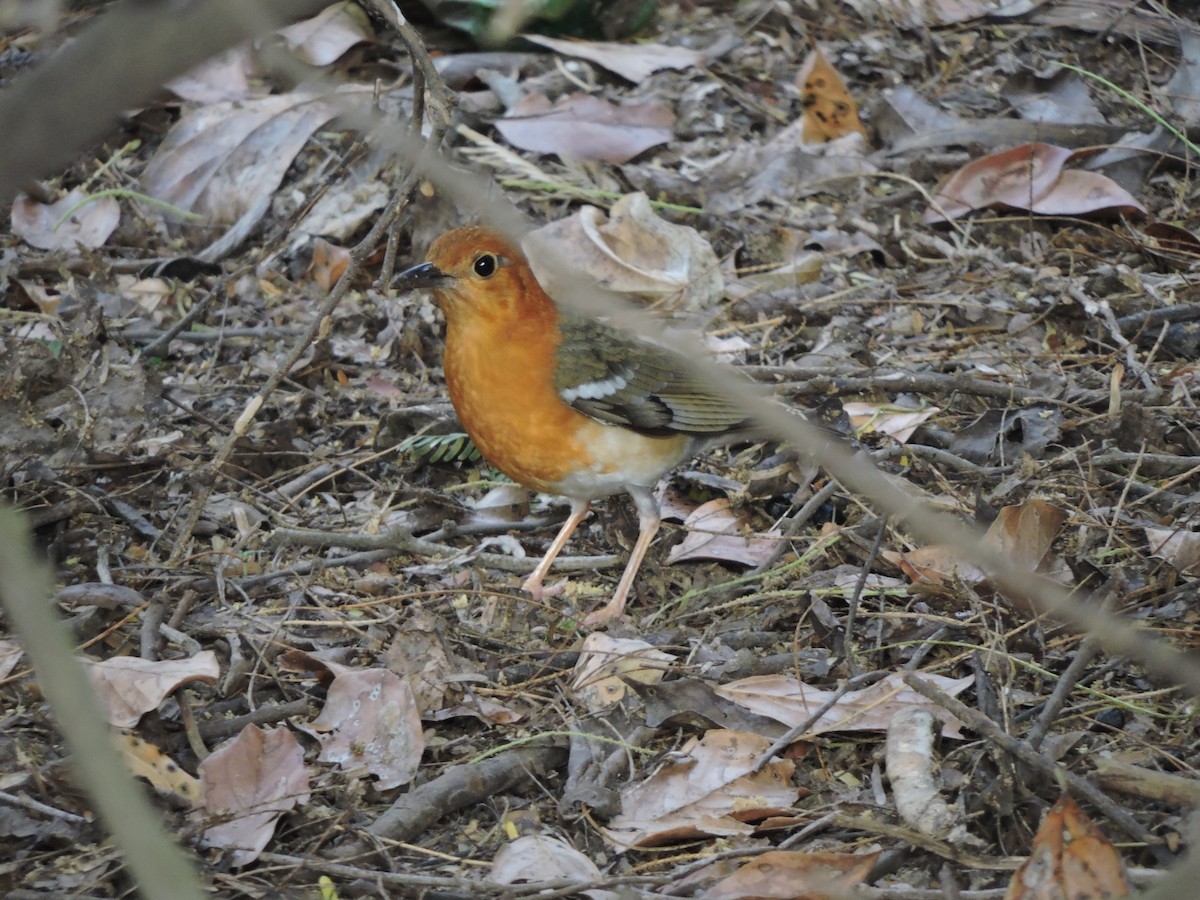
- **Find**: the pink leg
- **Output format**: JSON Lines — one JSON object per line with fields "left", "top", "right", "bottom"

{"left": 583, "top": 485, "right": 660, "bottom": 627}
{"left": 522, "top": 497, "right": 590, "bottom": 601}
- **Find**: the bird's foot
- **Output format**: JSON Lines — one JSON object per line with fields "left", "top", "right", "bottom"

{"left": 581, "top": 599, "right": 626, "bottom": 629}
{"left": 521, "top": 573, "right": 567, "bottom": 603}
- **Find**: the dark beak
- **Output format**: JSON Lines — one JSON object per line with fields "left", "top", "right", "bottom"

{"left": 393, "top": 261, "right": 452, "bottom": 291}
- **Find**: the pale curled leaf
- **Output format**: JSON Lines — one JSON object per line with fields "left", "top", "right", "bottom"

{"left": 524, "top": 192, "right": 721, "bottom": 310}
{"left": 843, "top": 401, "right": 940, "bottom": 443}
{"left": 715, "top": 671, "right": 972, "bottom": 737}
{"left": 1145, "top": 527, "right": 1200, "bottom": 576}
{"left": 140, "top": 87, "right": 349, "bottom": 247}
{"left": 277, "top": 1, "right": 374, "bottom": 66}
{"left": 667, "top": 498, "right": 781, "bottom": 567}
{"left": 11, "top": 189, "right": 119, "bottom": 250}
{"left": 86, "top": 651, "right": 220, "bottom": 728}
{"left": 495, "top": 93, "right": 674, "bottom": 163}
{"left": 0, "top": 639, "right": 23, "bottom": 679}
{"left": 521, "top": 34, "right": 704, "bottom": 82}
{"left": 492, "top": 835, "right": 614, "bottom": 899}
{"left": 571, "top": 633, "right": 675, "bottom": 711}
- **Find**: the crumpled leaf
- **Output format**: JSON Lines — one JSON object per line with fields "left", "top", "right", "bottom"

{"left": 86, "top": 650, "right": 220, "bottom": 728}
{"left": 717, "top": 671, "right": 972, "bottom": 737}
{"left": 667, "top": 498, "right": 781, "bottom": 567}
{"left": 198, "top": 725, "right": 310, "bottom": 866}
{"left": 0, "top": 639, "right": 22, "bottom": 679}
{"left": 298, "top": 666, "right": 424, "bottom": 790}
{"left": 1003, "top": 69, "right": 1104, "bottom": 124}
{"left": 11, "top": 189, "right": 120, "bottom": 250}
{"left": 277, "top": 1, "right": 374, "bottom": 66}
{"left": 925, "top": 142, "right": 1145, "bottom": 223}
{"left": 843, "top": 401, "right": 939, "bottom": 443}
{"left": 571, "top": 632, "right": 674, "bottom": 711}
{"left": 604, "top": 730, "right": 800, "bottom": 848}
{"left": 492, "top": 834, "right": 614, "bottom": 899}
{"left": 925, "top": 142, "right": 1073, "bottom": 223}
{"left": 1145, "top": 527, "right": 1200, "bottom": 576}
{"left": 885, "top": 499, "right": 1068, "bottom": 591}
{"left": 140, "top": 87, "right": 347, "bottom": 258}
{"left": 167, "top": 47, "right": 258, "bottom": 103}
{"left": 524, "top": 192, "right": 722, "bottom": 310}
{"left": 706, "top": 120, "right": 875, "bottom": 215}
{"left": 1006, "top": 794, "right": 1130, "bottom": 899}
{"left": 495, "top": 92, "right": 674, "bottom": 163}
{"left": 703, "top": 849, "right": 879, "bottom": 900}
{"left": 522, "top": 34, "right": 704, "bottom": 82}
{"left": 949, "top": 405, "right": 1063, "bottom": 464}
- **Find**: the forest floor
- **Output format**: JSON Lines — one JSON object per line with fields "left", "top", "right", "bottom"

{"left": 3, "top": 0, "right": 1200, "bottom": 896}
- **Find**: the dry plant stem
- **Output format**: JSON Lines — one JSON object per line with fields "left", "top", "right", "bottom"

{"left": 138, "top": 273, "right": 231, "bottom": 360}
{"left": 833, "top": 812, "right": 1016, "bottom": 871}
{"left": 0, "top": 790, "right": 88, "bottom": 825}
{"left": 0, "top": 0, "right": 329, "bottom": 204}
{"left": 843, "top": 516, "right": 888, "bottom": 677}
{"left": 269, "top": 526, "right": 617, "bottom": 576}
{"left": 343, "top": 742, "right": 568, "bottom": 849}
{"left": 197, "top": 698, "right": 312, "bottom": 741}
{"left": 1025, "top": 637, "right": 1101, "bottom": 751}
{"left": 1119, "top": 301, "right": 1200, "bottom": 331}
{"left": 902, "top": 673, "right": 1159, "bottom": 851}
{"left": 0, "top": 509, "right": 205, "bottom": 900}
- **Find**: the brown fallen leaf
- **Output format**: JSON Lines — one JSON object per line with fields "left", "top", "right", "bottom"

{"left": 299, "top": 666, "right": 424, "bottom": 790}
{"left": 884, "top": 498, "right": 1067, "bottom": 590}
{"left": 703, "top": 849, "right": 880, "bottom": 900}
{"left": 925, "top": 142, "right": 1145, "bottom": 223}
{"left": 924, "top": 142, "right": 1074, "bottom": 223}
{"left": 1005, "top": 794, "right": 1130, "bottom": 899}
{"left": 495, "top": 92, "right": 674, "bottom": 163}
{"left": 198, "top": 725, "right": 310, "bottom": 867}
{"left": 604, "top": 729, "right": 800, "bottom": 848}
{"left": 795, "top": 46, "right": 869, "bottom": 145}
{"left": 522, "top": 33, "right": 704, "bottom": 82}
{"left": 1028, "top": 168, "right": 1145, "bottom": 217}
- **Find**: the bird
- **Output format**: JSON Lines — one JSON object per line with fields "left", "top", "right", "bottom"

{"left": 393, "top": 226, "right": 752, "bottom": 626}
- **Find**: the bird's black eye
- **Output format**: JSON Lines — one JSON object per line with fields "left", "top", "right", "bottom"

{"left": 473, "top": 253, "right": 497, "bottom": 278}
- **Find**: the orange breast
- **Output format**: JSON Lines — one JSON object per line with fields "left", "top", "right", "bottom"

{"left": 443, "top": 312, "right": 689, "bottom": 499}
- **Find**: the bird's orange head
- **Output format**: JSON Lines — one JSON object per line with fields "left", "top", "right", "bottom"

{"left": 394, "top": 226, "right": 555, "bottom": 330}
